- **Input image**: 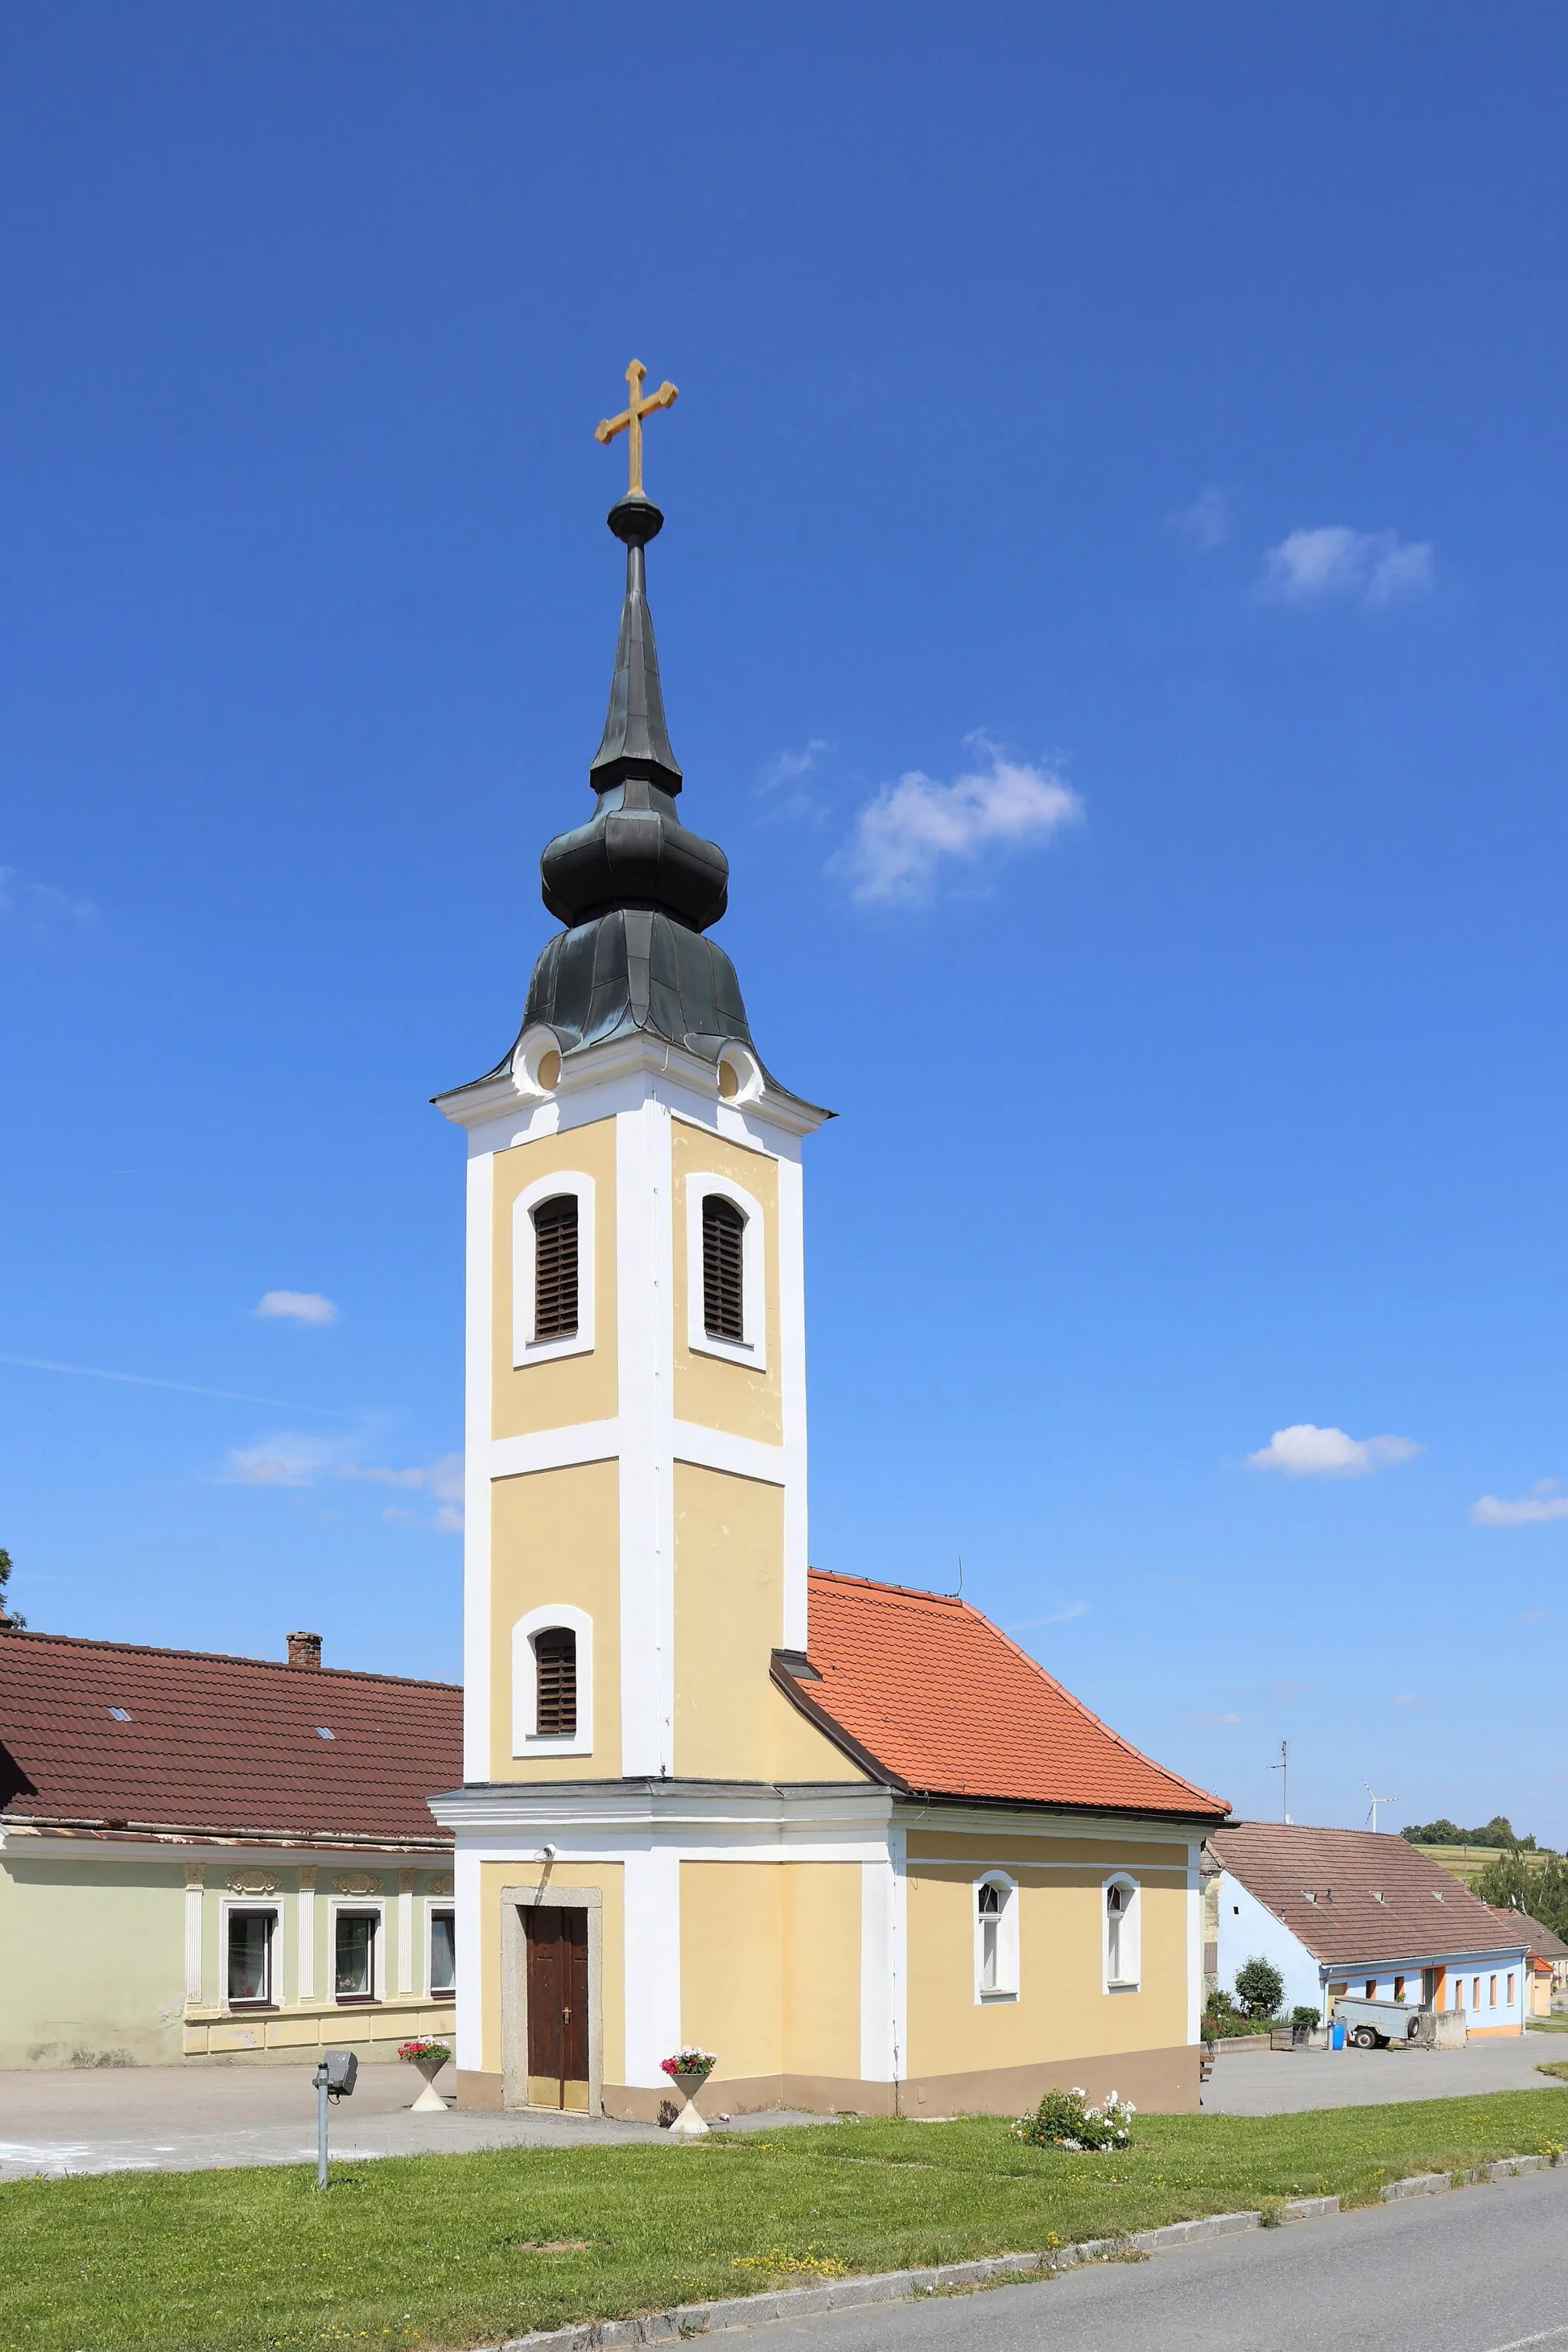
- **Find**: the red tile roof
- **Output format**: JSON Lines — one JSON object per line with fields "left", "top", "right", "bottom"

{"left": 783, "top": 1570, "right": 1227, "bottom": 1820}
{"left": 0, "top": 1631, "right": 461, "bottom": 1847}
{"left": 1207, "top": 1822, "right": 1534, "bottom": 1969}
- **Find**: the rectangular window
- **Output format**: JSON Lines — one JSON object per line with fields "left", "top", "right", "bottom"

{"left": 1490, "top": 1975, "right": 1498, "bottom": 2007}
{"left": 1473, "top": 1978, "right": 1481, "bottom": 2011}
{"left": 1365, "top": 1978, "right": 1377, "bottom": 2001}
{"left": 430, "top": 1908, "right": 456, "bottom": 1999}
{"left": 1508, "top": 1971, "right": 1516, "bottom": 2006}
{"left": 533, "top": 1196, "right": 580, "bottom": 1340}
{"left": 534, "top": 1628, "right": 577, "bottom": 1736}
{"left": 335, "top": 1910, "right": 378, "bottom": 2003}
{"left": 1393, "top": 1975, "right": 1405, "bottom": 2003}
{"left": 227, "top": 1910, "right": 274, "bottom": 2007}
{"left": 701, "top": 1194, "right": 746, "bottom": 1343}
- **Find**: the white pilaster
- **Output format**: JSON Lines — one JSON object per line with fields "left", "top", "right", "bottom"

{"left": 397, "top": 1867, "right": 416, "bottom": 1996}
{"left": 463, "top": 1147, "right": 495, "bottom": 1783}
{"left": 616, "top": 1099, "right": 676, "bottom": 1776}
{"left": 298, "top": 1866, "right": 315, "bottom": 2001}
{"left": 859, "top": 1854, "right": 896, "bottom": 2082}
{"left": 889, "top": 1827, "right": 908, "bottom": 2092}
{"left": 776, "top": 1152, "right": 809, "bottom": 1650}
{"left": 1186, "top": 1841, "right": 1202, "bottom": 2045}
{"left": 184, "top": 1864, "right": 204, "bottom": 2004}
{"left": 454, "top": 1844, "right": 484, "bottom": 2073}
{"left": 622, "top": 1844, "right": 681, "bottom": 2084}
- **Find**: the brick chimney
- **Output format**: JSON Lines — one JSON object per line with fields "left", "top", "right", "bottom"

{"left": 286, "top": 1630, "right": 322, "bottom": 1669}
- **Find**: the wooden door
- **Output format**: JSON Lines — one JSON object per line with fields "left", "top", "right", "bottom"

{"left": 524, "top": 1906, "right": 590, "bottom": 2109}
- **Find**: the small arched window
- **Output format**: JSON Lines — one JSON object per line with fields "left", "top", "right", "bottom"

{"left": 533, "top": 1627, "right": 577, "bottom": 1738}
{"left": 1106, "top": 1877, "right": 1140, "bottom": 1989}
{"left": 974, "top": 1873, "right": 1019, "bottom": 2000}
{"left": 702, "top": 1194, "right": 746, "bottom": 1343}
{"left": 532, "top": 1195, "right": 579, "bottom": 1341}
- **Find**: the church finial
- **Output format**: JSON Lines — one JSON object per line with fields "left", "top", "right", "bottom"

{"left": 588, "top": 357, "right": 683, "bottom": 798}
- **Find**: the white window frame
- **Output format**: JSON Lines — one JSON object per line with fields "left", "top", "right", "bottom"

{"left": 221, "top": 1900, "right": 281, "bottom": 2011}
{"left": 973, "top": 1870, "right": 1020, "bottom": 2002}
{"left": 511, "top": 1602, "right": 594, "bottom": 1758}
{"left": 686, "top": 1173, "right": 766, "bottom": 1370}
{"left": 1103, "top": 1873, "right": 1141, "bottom": 1991}
{"left": 328, "top": 1900, "right": 385, "bottom": 2005}
{"left": 427, "top": 1902, "right": 457, "bottom": 2002}
{"left": 512, "top": 1171, "right": 596, "bottom": 1366}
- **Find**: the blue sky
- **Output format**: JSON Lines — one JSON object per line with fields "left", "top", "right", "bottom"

{"left": 2, "top": 6, "right": 1566, "bottom": 1839}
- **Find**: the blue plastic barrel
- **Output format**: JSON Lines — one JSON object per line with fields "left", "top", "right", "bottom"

{"left": 1330, "top": 2020, "right": 1346, "bottom": 2050}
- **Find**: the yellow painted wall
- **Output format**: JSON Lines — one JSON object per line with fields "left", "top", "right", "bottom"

{"left": 671, "top": 1120, "right": 782, "bottom": 1444}
{"left": 490, "top": 1459, "right": 621, "bottom": 1780}
{"left": 681, "top": 1861, "right": 860, "bottom": 2082}
{"left": 905, "top": 1854, "right": 1191, "bottom": 2076}
{"left": 492, "top": 1118, "right": 619, "bottom": 1439}
{"left": 673, "top": 1462, "right": 861, "bottom": 1782}
{"left": 478, "top": 1859, "right": 625, "bottom": 2085}
{"left": 0, "top": 1857, "right": 186, "bottom": 2067}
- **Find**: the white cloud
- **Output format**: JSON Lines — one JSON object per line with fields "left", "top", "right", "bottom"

{"left": 220, "top": 1435, "right": 462, "bottom": 1528}
{"left": 757, "top": 738, "right": 832, "bottom": 823}
{"left": 1192, "top": 1710, "right": 1243, "bottom": 1725}
{"left": 1259, "top": 525, "right": 1435, "bottom": 609}
{"left": 1247, "top": 1423, "right": 1419, "bottom": 1478}
{"left": 0, "top": 865, "right": 96, "bottom": 930}
{"left": 1009, "top": 1601, "right": 1089, "bottom": 1632}
{"left": 1168, "top": 485, "right": 1232, "bottom": 550}
{"left": 1392, "top": 1691, "right": 1426, "bottom": 1707}
{"left": 254, "top": 1290, "right": 338, "bottom": 1325}
{"left": 835, "top": 733, "right": 1083, "bottom": 907}
{"left": 1472, "top": 1479, "right": 1568, "bottom": 1527}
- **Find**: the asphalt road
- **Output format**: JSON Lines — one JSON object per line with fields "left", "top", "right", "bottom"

{"left": 749, "top": 2165, "right": 1568, "bottom": 2352}
{"left": 1204, "top": 2027, "right": 1566, "bottom": 2114}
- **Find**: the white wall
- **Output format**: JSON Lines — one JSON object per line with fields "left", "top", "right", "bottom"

{"left": 1212, "top": 1872, "right": 1322, "bottom": 2017}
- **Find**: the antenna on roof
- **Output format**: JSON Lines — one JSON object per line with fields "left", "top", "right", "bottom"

{"left": 952, "top": 1557, "right": 963, "bottom": 1597}
{"left": 1364, "top": 1781, "right": 1394, "bottom": 1834}
{"left": 1270, "top": 1738, "right": 1291, "bottom": 1824}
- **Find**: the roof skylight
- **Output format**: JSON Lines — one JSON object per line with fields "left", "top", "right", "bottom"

{"left": 315, "top": 1726, "right": 335, "bottom": 1740}
{"left": 107, "top": 1706, "right": 131, "bottom": 1722}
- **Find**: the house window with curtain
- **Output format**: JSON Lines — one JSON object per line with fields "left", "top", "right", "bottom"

{"left": 335, "top": 1910, "right": 379, "bottom": 2003}
{"left": 227, "top": 1911, "right": 275, "bottom": 2008}
{"left": 430, "top": 1907, "right": 456, "bottom": 2000}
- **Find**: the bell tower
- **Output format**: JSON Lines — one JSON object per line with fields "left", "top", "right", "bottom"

{"left": 435, "top": 378, "right": 834, "bottom": 1804}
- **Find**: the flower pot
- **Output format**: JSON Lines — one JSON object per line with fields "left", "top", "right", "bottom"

{"left": 410, "top": 2053, "right": 449, "bottom": 2113}
{"left": 668, "top": 2067, "right": 710, "bottom": 2135}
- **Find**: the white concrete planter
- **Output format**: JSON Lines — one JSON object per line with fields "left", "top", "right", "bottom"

{"left": 409, "top": 2053, "right": 449, "bottom": 2112}
{"left": 668, "top": 2067, "right": 710, "bottom": 2135}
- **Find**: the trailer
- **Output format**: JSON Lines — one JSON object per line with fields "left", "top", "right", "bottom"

{"left": 1331, "top": 1995, "right": 1423, "bottom": 2049}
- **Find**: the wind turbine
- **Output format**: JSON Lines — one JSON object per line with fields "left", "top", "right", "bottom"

{"left": 1364, "top": 1782, "right": 1394, "bottom": 1834}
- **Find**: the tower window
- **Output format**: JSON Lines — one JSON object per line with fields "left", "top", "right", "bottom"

{"left": 534, "top": 1627, "right": 577, "bottom": 1737}
{"left": 532, "top": 1195, "right": 580, "bottom": 1340}
{"left": 702, "top": 1194, "right": 746, "bottom": 1343}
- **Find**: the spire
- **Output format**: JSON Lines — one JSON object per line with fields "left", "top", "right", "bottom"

{"left": 587, "top": 497, "right": 683, "bottom": 797}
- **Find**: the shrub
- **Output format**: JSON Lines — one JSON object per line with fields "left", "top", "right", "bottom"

{"left": 1234, "top": 1957, "right": 1285, "bottom": 2020}
{"left": 1289, "top": 2006, "right": 1321, "bottom": 2032}
{"left": 1011, "top": 2087, "right": 1135, "bottom": 2151}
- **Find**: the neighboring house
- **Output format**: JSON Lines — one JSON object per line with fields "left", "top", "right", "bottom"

{"left": 1488, "top": 1907, "right": 1568, "bottom": 2012}
{"left": 0, "top": 1627, "right": 462, "bottom": 2068}
{"left": 1206, "top": 1823, "right": 1531, "bottom": 2035}
{"left": 427, "top": 460, "right": 1230, "bottom": 2122}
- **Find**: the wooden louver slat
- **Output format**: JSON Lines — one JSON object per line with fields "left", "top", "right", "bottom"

{"left": 534, "top": 1628, "right": 577, "bottom": 1737}
{"left": 702, "top": 1194, "right": 746, "bottom": 1343}
{"left": 532, "top": 1194, "right": 579, "bottom": 1340}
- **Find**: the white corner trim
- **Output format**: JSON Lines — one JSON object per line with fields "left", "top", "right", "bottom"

{"left": 684, "top": 1170, "right": 767, "bottom": 1370}
{"left": 511, "top": 1170, "right": 596, "bottom": 1366}
{"left": 973, "top": 1869, "right": 1021, "bottom": 2004}
{"left": 511, "top": 1602, "right": 595, "bottom": 1759}
{"left": 463, "top": 1150, "right": 495, "bottom": 1784}
{"left": 1103, "top": 1870, "right": 1142, "bottom": 1992}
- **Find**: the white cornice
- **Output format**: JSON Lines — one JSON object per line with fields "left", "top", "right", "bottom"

{"left": 436, "top": 1031, "right": 831, "bottom": 1152}
{"left": 892, "top": 1799, "right": 1210, "bottom": 1847}
{"left": 427, "top": 1778, "right": 896, "bottom": 1835}
{"left": 487, "top": 1417, "right": 786, "bottom": 1485}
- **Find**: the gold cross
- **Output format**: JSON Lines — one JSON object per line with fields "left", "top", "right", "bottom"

{"left": 595, "top": 358, "right": 678, "bottom": 499}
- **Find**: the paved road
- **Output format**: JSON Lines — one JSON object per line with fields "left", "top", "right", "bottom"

{"left": 750, "top": 2165, "right": 1568, "bottom": 2352}
{"left": 1205, "top": 2027, "right": 1567, "bottom": 2114}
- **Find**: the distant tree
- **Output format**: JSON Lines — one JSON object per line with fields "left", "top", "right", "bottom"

{"left": 1234, "top": 1957, "right": 1285, "bottom": 2020}
{"left": 1474, "top": 1851, "right": 1568, "bottom": 1943}
{"left": 0, "top": 1545, "right": 22, "bottom": 1629}
{"left": 1403, "top": 1816, "right": 1539, "bottom": 1852}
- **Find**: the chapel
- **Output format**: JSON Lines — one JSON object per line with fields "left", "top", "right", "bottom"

{"left": 428, "top": 366, "right": 1227, "bottom": 2118}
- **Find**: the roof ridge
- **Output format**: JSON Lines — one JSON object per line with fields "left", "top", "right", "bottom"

{"left": 806, "top": 1567, "right": 968, "bottom": 1607}
{"left": 0, "top": 1628, "right": 459, "bottom": 1691}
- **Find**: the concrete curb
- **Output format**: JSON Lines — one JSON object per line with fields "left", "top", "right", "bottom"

{"left": 489, "top": 2154, "right": 1560, "bottom": 2350}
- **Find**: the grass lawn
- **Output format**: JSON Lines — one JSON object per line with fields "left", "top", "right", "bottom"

{"left": 3, "top": 2092, "right": 1566, "bottom": 2352}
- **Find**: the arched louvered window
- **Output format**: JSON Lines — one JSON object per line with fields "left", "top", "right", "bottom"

{"left": 532, "top": 1194, "right": 579, "bottom": 1341}
{"left": 533, "top": 1627, "right": 577, "bottom": 1738}
{"left": 702, "top": 1194, "right": 746, "bottom": 1343}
